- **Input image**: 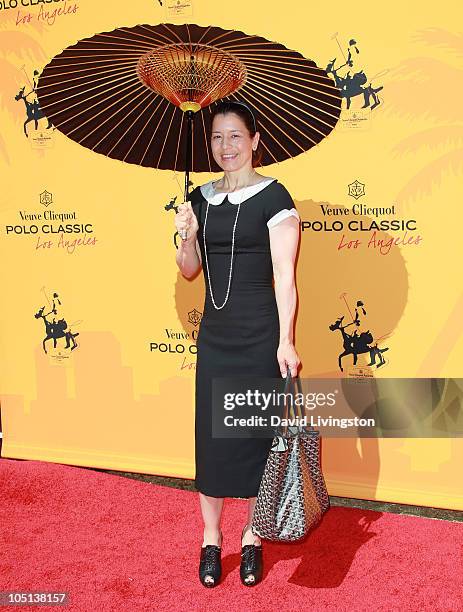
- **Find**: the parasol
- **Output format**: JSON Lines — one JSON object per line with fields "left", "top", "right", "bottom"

{"left": 36, "top": 23, "right": 342, "bottom": 201}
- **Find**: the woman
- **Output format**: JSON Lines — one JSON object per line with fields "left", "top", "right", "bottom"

{"left": 175, "top": 100, "right": 301, "bottom": 587}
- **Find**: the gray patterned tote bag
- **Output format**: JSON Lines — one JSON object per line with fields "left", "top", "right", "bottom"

{"left": 251, "top": 371, "right": 330, "bottom": 541}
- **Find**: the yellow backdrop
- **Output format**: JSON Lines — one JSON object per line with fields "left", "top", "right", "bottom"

{"left": 1, "top": 0, "right": 462, "bottom": 510}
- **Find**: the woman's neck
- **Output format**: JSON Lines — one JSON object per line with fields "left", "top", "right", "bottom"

{"left": 214, "top": 168, "right": 260, "bottom": 192}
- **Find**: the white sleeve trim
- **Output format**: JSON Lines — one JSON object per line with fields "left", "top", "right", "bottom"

{"left": 267, "top": 208, "right": 300, "bottom": 228}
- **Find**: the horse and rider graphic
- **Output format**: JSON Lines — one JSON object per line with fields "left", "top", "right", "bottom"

{"left": 15, "top": 69, "right": 53, "bottom": 137}
{"left": 165, "top": 178, "right": 194, "bottom": 249}
{"left": 329, "top": 299, "right": 389, "bottom": 372}
{"left": 35, "top": 292, "right": 79, "bottom": 354}
{"left": 326, "top": 37, "right": 384, "bottom": 110}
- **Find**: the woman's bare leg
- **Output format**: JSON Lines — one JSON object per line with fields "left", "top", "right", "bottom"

{"left": 199, "top": 492, "right": 224, "bottom": 544}
{"left": 198, "top": 493, "right": 224, "bottom": 585}
{"left": 242, "top": 496, "right": 261, "bottom": 545}
{"left": 240, "top": 496, "right": 262, "bottom": 585}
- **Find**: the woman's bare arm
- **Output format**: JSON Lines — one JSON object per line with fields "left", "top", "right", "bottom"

{"left": 176, "top": 237, "right": 202, "bottom": 278}
{"left": 269, "top": 216, "right": 301, "bottom": 376}
{"left": 175, "top": 201, "right": 201, "bottom": 278}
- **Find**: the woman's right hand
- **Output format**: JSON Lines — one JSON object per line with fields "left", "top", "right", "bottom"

{"left": 175, "top": 201, "right": 199, "bottom": 243}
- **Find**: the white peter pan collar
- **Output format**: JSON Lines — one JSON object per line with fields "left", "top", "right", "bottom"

{"left": 199, "top": 177, "right": 277, "bottom": 205}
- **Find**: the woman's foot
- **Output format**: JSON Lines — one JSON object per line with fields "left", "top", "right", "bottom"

{"left": 240, "top": 524, "right": 263, "bottom": 586}
{"left": 199, "top": 529, "right": 223, "bottom": 587}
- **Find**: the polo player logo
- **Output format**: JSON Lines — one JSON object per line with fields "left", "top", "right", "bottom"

{"left": 15, "top": 84, "right": 53, "bottom": 138}
{"left": 165, "top": 178, "right": 194, "bottom": 248}
{"left": 329, "top": 299, "right": 389, "bottom": 372}
{"left": 34, "top": 291, "right": 80, "bottom": 354}
{"left": 326, "top": 36, "right": 384, "bottom": 111}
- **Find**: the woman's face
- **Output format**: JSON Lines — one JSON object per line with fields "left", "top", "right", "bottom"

{"left": 211, "top": 112, "right": 259, "bottom": 172}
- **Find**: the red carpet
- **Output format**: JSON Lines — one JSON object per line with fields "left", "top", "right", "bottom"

{"left": 0, "top": 458, "right": 462, "bottom": 612}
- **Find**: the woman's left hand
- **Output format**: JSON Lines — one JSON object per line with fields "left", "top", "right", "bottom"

{"left": 277, "top": 341, "right": 301, "bottom": 378}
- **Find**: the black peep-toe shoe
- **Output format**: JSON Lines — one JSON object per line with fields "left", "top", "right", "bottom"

{"left": 240, "top": 525, "right": 263, "bottom": 586}
{"left": 199, "top": 531, "right": 223, "bottom": 588}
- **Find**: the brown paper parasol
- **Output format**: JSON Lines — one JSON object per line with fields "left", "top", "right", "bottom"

{"left": 36, "top": 22, "right": 342, "bottom": 199}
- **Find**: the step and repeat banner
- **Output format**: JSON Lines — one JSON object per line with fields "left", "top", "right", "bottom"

{"left": 1, "top": 1, "right": 462, "bottom": 509}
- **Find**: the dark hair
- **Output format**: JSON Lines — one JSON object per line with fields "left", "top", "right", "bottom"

{"left": 210, "top": 100, "right": 264, "bottom": 168}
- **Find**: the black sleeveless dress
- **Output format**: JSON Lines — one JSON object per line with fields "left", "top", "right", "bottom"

{"left": 190, "top": 177, "right": 299, "bottom": 498}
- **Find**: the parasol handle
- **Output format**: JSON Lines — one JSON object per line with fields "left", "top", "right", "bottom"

{"left": 184, "top": 109, "right": 194, "bottom": 201}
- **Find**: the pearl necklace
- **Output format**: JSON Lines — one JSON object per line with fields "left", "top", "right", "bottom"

{"left": 202, "top": 184, "right": 248, "bottom": 310}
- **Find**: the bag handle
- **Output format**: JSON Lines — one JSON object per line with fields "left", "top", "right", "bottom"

{"left": 274, "top": 370, "right": 317, "bottom": 439}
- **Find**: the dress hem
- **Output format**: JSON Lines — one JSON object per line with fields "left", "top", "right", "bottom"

{"left": 194, "top": 481, "right": 259, "bottom": 499}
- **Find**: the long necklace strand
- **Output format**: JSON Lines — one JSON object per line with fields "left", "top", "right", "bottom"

{"left": 202, "top": 192, "right": 244, "bottom": 310}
